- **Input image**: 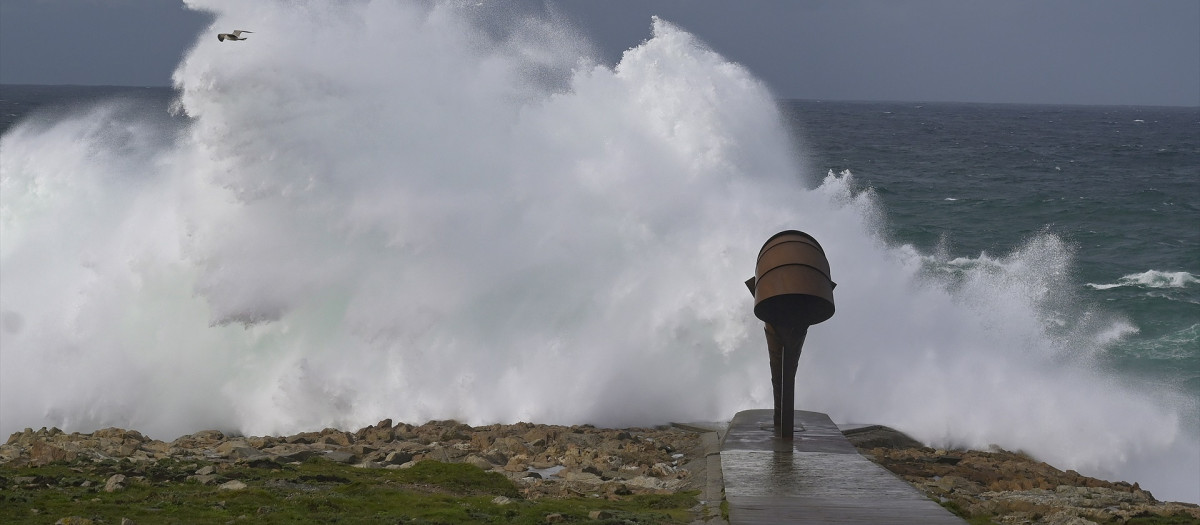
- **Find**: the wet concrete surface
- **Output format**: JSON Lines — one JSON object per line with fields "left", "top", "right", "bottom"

{"left": 721, "top": 410, "right": 965, "bottom": 524}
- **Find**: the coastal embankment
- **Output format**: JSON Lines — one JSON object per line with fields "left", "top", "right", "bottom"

{"left": 2, "top": 420, "right": 1196, "bottom": 524}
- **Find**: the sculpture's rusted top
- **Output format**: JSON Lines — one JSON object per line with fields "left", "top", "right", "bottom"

{"left": 751, "top": 230, "right": 835, "bottom": 327}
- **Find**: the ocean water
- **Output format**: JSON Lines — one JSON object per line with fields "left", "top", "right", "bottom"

{"left": 788, "top": 100, "right": 1199, "bottom": 397}
{"left": 1, "top": 1, "right": 1196, "bottom": 503}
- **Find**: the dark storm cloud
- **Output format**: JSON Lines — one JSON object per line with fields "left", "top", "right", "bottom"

{"left": 0, "top": 0, "right": 212, "bottom": 87}
{"left": 0, "top": 0, "right": 1196, "bottom": 105}
{"left": 554, "top": 0, "right": 1200, "bottom": 106}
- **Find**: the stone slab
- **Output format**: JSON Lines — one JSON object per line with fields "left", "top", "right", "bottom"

{"left": 721, "top": 410, "right": 964, "bottom": 524}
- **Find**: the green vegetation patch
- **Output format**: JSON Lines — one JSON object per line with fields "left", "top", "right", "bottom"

{"left": 939, "top": 500, "right": 998, "bottom": 525}
{"left": 1124, "top": 514, "right": 1200, "bottom": 525}
{"left": 1, "top": 458, "right": 698, "bottom": 524}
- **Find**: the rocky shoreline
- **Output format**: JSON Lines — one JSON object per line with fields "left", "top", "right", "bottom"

{"left": 2, "top": 420, "right": 708, "bottom": 501}
{"left": 2, "top": 420, "right": 1197, "bottom": 524}
{"left": 843, "top": 425, "right": 1199, "bottom": 524}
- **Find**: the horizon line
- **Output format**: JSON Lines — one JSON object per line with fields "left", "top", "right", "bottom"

{"left": 2, "top": 82, "right": 1197, "bottom": 109}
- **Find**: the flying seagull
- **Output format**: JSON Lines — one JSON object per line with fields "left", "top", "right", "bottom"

{"left": 217, "top": 30, "right": 253, "bottom": 42}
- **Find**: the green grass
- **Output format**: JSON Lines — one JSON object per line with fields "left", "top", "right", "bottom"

{"left": 934, "top": 497, "right": 1200, "bottom": 525}
{"left": 938, "top": 499, "right": 998, "bottom": 525}
{"left": 1124, "top": 515, "right": 1200, "bottom": 525}
{"left": 1, "top": 458, "right": 699, "bottom": 524}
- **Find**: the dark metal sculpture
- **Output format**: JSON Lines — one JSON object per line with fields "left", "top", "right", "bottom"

{"left": 746, "top": 230, "right": 835, "bottom": 439}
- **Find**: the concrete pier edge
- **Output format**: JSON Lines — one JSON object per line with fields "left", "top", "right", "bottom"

{"left": 676, "top": 410, "right": 965, "bottom": 524}
{"left": 670, "top": 421, "right": 730, "bottom": 525}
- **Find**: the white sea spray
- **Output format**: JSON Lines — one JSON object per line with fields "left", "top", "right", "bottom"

{"left": 1087, "top": 270, "right": 1199, "bottom": 290}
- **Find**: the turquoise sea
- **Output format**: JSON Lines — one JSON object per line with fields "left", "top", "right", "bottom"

{"left": 788, "top": 100, "right": 1199, "bottom": 398}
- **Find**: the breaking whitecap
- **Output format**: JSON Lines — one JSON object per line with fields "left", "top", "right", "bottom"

{"left": 1087, "top": 270, "right": 1198, "bottom": 290}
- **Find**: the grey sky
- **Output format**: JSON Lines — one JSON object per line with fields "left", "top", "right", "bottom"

{"left": 1, "top": 0, "right": 1197, "bottom": 106}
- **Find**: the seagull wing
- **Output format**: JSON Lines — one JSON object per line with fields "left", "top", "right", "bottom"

{"left": 232, "top": 30, "right": 253, "bottom": 36}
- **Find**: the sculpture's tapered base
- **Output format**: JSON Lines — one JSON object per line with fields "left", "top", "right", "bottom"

{"left": 767, "top": 324, "right": 807, "bottom": 440}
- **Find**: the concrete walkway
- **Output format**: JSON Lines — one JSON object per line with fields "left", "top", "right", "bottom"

{"left": 719, "top": 410, "right": 965, "bottom": 524}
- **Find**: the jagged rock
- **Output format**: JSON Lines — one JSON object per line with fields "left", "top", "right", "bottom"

{"left": 246, "top": 436, "right": 277, "bottom": 449}
{"left": 219, "top": 480, "right": 247, "bottom": 491}
{"left": 559, "top": 469, "right": 602, "bottom": 484}
{"left": 94, "top": 428, "right": 145, "bottom": 442}
{"left": 650, "top": 462, "right": 679, "bottom": 478}
{"left": 384, "top": 450, "right": 414, "bottom": 465}
{"left": 226, "top": 446, "right": 265, "bottom": 460}
{"left": 469, "top": 431, "right": 497, "bottom": 451}
{"left": 482, "top": 449, "right": 510, "bottom": 466}
{"left": 529, "top": 456, "right": 557, "bottom": 469}
{"left": 421, "top": 443, "right": 470, "bottom": 463}
{"left": 355, "top": 419, "right": 396, "bottom": 443}
{"left": 215, "top": 439, "right": 246, "bottom": 455}
{"left": 562, "top": 432, "right": 602, "bottom": 449}
{"left": 104, "top": 474, "right": 126, "bottom": 492}
{"left": 463, "top": 454, "right": 494, "bottom": 470}
{"left": 189, "top": 474, "right": 219, "bottom": 485}
{"left": 30, "top": 441, "right": 76, "bottom": 466}
{"left": 324, "top": 450, "right": 358, "bottom": 464}
{"left": 285, "top": 432, "right": 320, "bottom": 445}
{"left": 139, "top": 440, "right": 170, "bottom": 458}
{"left": 387, "top": 422, "right": 414, "bottom": 439}
{"left": 625, "top": 475, "right": 665, "bottom": 490}
{"left": 318, "top": 428, "right": 353, "bottom": 447}
{"left": 524, "top": 427, "right": 553, "bottom": 445}
{"left": 1041, "top": 510, "right": 1100, "bottom": 525}
{"left": 503, "top": 456, "right": 529, "bottom": 472}
{"left": 857, "top": 439, "right": 1200, "bottom": 524}
{"left": 615, "top": 464, "right": 647, "bottom": 479}
{"left": 273, "top": 447, "right": 321, "bottom": 463}
{"left": 929, "top": 474, "right": 982, "bottom": 496}
{"left": 189, "top": 430, "right": 225, "bottom": 441}
{"left": 348, "top": 444, "right": 378, "bottom": 458}
{"left": 494, "top": 436, "right": 529, "bottom": 456}
{"left": 6, "top": 428, "right": 33, "bottom": 445}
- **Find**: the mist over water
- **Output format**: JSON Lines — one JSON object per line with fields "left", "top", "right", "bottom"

{"left": 1, "top": 1, "right": 1195, "bottom": 503}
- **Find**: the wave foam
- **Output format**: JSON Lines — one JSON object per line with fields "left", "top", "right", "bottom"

{"left": 1087, "top": 270, "right": 1198, "bottom": 290}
